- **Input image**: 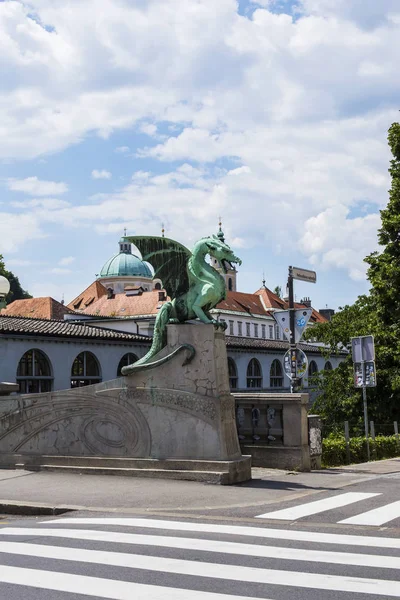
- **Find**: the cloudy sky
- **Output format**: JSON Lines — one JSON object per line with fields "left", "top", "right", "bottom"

{"left": 1, "top": 0, "right": 399, "bottom": 309}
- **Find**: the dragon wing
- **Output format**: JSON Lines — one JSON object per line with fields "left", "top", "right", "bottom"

{"left": 124, "top": 236, "right": 191, "bottom": 298}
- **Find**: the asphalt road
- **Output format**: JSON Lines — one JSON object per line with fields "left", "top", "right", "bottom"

{"left": 0, "top": 466, "right": 399, "bottom": 600}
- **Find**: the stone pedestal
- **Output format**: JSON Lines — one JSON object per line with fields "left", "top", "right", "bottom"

{"left": 0, "top": 324, "right": 251, "bottom": 484}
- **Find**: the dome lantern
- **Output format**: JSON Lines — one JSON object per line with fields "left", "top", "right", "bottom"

{"left": 0, "top": 275, "right": 10, "bottom": 309}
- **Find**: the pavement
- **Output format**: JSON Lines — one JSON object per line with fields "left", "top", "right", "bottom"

{"left": 0, "top": 457, "right": 399, "bottom": 518}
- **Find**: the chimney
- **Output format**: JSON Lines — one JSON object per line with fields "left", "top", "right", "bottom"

{"left": 319, "top": 308, "right": 335, "bottom": 321}
{"left": 301, "top": 297, "right": 312, "bottom": 308}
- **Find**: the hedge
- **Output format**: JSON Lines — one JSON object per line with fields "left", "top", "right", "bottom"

{"left": 322, "top": 434, "right": 400, "bottom": 467}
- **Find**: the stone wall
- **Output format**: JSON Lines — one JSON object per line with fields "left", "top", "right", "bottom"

{"left": 234, "top": 391, "right": 311, "bottom": 471}
{"left": 0, "top": 324, "right": 251, "bottom": 483}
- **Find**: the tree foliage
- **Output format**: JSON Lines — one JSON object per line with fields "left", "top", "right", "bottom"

{"left": 305, "top": 123, "right": 400, "bottom": 431}
{"left": 0, "top": 255, "right": 32, "bottom": 303}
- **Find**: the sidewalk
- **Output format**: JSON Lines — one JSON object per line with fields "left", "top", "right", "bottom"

{"left": 0, "top": 458, "right": 398, "bottom": 516}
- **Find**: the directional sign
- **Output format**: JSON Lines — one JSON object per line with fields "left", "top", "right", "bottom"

{"left": 284, "top": 348, "right": 308, "bottom": 380}
{"left": 351, "top": 335, "right": 375, "bottom": 363}
{"left": 291, "top": 267, "right": 317, "bottom": 284}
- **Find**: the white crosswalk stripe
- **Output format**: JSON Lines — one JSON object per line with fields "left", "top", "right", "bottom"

{"left": 0, "top": 516, "right": 399, "bottom": 599}
{"left": 254, "top": 491, "right": 400, "bottom": 525}
{"left": 339, "top": 499, "right": 400, "bottom": 526}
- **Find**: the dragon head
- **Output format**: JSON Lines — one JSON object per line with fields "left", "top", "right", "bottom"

{"left": 204, "top": 235, "right": 242, "bottom": 274}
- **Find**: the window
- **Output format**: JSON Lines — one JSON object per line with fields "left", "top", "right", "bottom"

{"left": 308, "top": 360, "right": 318, "bottom": 378}
{"left": 324, "top": 361, "right": 333, "bottom": 371}
{"left": 117, "top": 353, "right": 138, "bottom": 376}
{"left": 229, "top": 320, "right": 234, "bottom": 335}
{"left": 154, "top": 282, "right": 162, "bottom": 290}
{"left": 238, "top": 321, "right": 242, "bottom": 336}
{"left": 227, "top": 358, "right": 238, "bottom": 389}
{"left": 71, "top": 352, "right": 101, "bottom": 388}
{"left": 17, "top": 349, "right": 53, "bottom": 394}
{"left": 246, "top": 322, "right": 251, "bottom": 337}
{"left": 270, "top": 359, "right": 283, "bottom": 388}
{"left": 228, "top": 277, "right": 233, "bottom": 291}
{"left": 269, "top": 325, "right": 274, "bottom": 339}
{"left": 247, "top": 358, "right": 262, "bottom": 388}
{"left": 254, "top": 323, "right": 259, "bottom": 338}
{"left": 275, "top": 325, "right": 280, "bottom": 340}
{"left": 261, "top": 324, "right": 266, "bottom": 339}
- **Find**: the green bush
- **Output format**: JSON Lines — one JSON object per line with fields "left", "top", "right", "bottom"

{"left": 322, "top": 434, "right": 400, "bottom": 467}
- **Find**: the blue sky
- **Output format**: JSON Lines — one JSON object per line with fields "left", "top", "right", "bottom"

{"left": 1, "top": 0, "right": 399, "bottom": 310}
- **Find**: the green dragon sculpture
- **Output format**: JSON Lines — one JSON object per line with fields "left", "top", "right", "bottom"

{"left": 121, "top": 234, "right": 241, "bottom": 374}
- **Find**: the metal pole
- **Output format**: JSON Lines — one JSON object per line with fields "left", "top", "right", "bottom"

{"left": 288, "top": 266, "right": 297, "bottom": 393}
{"left": 362, "top": 362, "right": 370, "bottom": 461}
{"left": 344, "top": 421, "right": 350, "bottom": 464}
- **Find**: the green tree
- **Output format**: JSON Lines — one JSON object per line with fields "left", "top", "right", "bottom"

{"left": 273, "top": 285, "right": 282, "bottom": 298}
{"left": 0, "top": 254, "right": 32, "bottom": 304}
{"left": 305, "top": 123, "right": 400, "bottom": 431}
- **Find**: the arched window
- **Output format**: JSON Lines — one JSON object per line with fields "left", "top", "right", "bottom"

{"left": 247, "top": 358, "right": 262, "bottom": 388}
{"left": 228, "top": 277, "right": 233, "bottom": 291}
{"left": 227, "top": 358, "right": 238, "bottom": 389}
{"left": 270, "top": 359, "right": 283, "bottom": 388}
{"left": 71, "top": 351, "right": 101, "bottom": 388}
{"left": 117, "top": 353, "right": 138, "bottom": 376}
{"left": 308, "top": 360, "right": 318, "bottom": 377}
{"left": 324, "top": 361, "right": 333, "bottom": 371}
{"left": 154, "top": 282, "right": 162, "bottom": 290}
{"left": 16, "top": 349, "right": 53, "bottom": 394}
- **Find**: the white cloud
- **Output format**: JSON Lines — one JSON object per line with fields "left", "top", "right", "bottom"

{"left": 6, "top": 177, "right": 68, "bottom": 196}
{"left": 1, "top": 0, "right": 400, "bottom": 287}
{"left": 139, "top": 123, "right": 158, "bottom": 136}
{"left": 298, "top": 205, "right": 381, "bottom": 281}
{"left": 0, "top": 212, "right": 45, "bottom": 253}
{"left": 91, "top": 169, "right": 112, "bottom": 180}
{"left": 48, "top": 267, "right": 72, "bottom": 275}
{"left": 115, "top": 146, "right": 130, "bottom": 153}
{"left": 10, "top": 198, "right": 71, "bottom": 210}
{"left": 59, "top": 256, "right": 75, "bottom": 266}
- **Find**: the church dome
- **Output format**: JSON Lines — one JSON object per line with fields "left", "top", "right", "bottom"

{"left": 99, "top": 239, "right": 153, "bottom": 279}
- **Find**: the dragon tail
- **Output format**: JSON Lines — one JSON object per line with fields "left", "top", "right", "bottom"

{"left": 121, "top": 301, "right": 173, "bottom": 374}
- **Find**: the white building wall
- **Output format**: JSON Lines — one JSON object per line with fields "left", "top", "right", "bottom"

{"left": 0, "top": 337, "right": 149, "bottom": 391}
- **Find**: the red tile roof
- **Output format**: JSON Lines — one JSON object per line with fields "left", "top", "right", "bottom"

{"left": 0, "top": 297, "right": 74, "bottom": 320}
{"left": 67, "top": 280, "right": 108, "bottom": 311}
{"left": 71, "top": 289, "right": 169, "bottom": 318}
{"left": 253, "top": 286, "right": 286, "bottom": 310}
{"left": 216, "top": 291, "right": 269, "bottom": 315}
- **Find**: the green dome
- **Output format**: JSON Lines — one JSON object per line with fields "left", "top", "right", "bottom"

{"left": 99, "top": 252, "right": 153, "bottom": 279}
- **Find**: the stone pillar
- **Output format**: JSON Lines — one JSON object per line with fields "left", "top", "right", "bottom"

{"left": 308, "top": 414, "right": 323, "bottom": 470}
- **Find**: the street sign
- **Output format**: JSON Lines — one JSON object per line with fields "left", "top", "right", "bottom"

{"left": 354, "top": 361, "right": 377, "bottom": 388}
{"left": 291, "top": 267, "right": 317, "bottom": 284}
{"left": 351, "top": 335, "right": 375, "bottom": 362}
{"left": 273, "top": 310, "right": 290, "bottom": 340}
{"left": 283, "top": 348, "right": 308, "bottom": 380}
{"left": 273, "top": 308, "right": 313, "bottom": 343}
{"left": 294, "top": 308, "right": 313, "bottom": 343}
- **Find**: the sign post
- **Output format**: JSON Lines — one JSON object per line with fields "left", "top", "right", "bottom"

{"left": 287, "top": 266, "right": 316, "bottom": 392}
{"left": 351, "top": 335, "right": 376, "bottom": 462}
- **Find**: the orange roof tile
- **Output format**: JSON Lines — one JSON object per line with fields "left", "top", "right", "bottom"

{"left": 254, "top": 286, "right": 286, "bottom": 310}
{"left": 216, "top": 291, "right": 269, "bottom": 315}
{"left": 73, "top": 289, "right": 169, "bottom": 317}
{"left": 0, "top": 297, "right": 74, "bottom": 320}
{"left": 67, "top": 280, "right": 108, "bottom": 311}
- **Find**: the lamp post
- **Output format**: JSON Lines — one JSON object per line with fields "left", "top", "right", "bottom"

{"left": 0, "top": 275, "right": 10, "bottom": 310}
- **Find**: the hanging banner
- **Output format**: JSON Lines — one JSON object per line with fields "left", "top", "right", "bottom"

{"left": 294, "top": 308, "right": 313, "bottom": 343}
{"left": 273, "top": 310, "right": 290, "bottom": 340}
